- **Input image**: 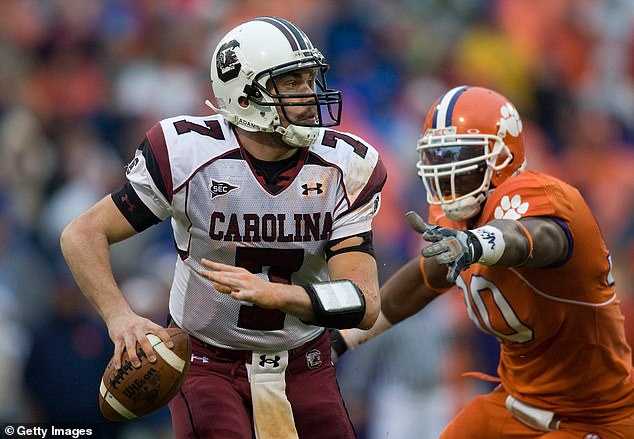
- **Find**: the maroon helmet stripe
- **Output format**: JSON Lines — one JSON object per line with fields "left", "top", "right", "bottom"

{"left": 253, "top": 17, "right": 300, "bottom": 51}
{"left": 272, "top": 16, "right": 312, "bottom": 50}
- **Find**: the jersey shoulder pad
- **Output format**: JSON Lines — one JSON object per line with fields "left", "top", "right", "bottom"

{"left": 480, "top": 170, "right": 581, "bottom": 222}
{"left": 145, "top": 114, "right": 238, "bottom": 191}
{"left": 310, "top": 128, "right": 387, "bottom": 208}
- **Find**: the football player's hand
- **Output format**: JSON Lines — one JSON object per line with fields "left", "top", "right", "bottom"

{"left": 106, "top": 312, "right": 174, "bottom": 370}
{"left": 405, "top": 211, "right": 483, "bottom": 283}
{"left": 329, "top": 329, "right": 349, "bottom": 364}
{"left": 199, "top": 259, "right": 281, "bottom": 309}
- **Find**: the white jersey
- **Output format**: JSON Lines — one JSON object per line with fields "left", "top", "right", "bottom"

{"left": 123, "top": 115, "right": 386, "bottom": 351}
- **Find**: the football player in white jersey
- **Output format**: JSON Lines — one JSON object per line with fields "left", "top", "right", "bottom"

{"left": 61, "top": 16, "right": 386, "bottom": 439}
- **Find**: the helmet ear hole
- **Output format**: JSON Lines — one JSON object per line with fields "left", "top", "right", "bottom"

{"left": 238, "top": 97, "right": 249, "bottom": 108}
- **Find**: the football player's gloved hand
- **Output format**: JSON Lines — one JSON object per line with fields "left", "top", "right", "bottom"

{"left": 406, "top": 211, "right": 483, "bottom": 283}
{"left": 329, "top": 329, "right": 349, "bottom": 364}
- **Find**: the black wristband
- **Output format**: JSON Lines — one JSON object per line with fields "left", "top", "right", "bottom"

{"left": 328, "top": 329, "right": 349, "bottom": 359}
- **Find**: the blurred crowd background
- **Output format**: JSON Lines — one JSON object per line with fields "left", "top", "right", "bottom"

{"left": 0, "top": 1, "right": 632, "bottom": 438}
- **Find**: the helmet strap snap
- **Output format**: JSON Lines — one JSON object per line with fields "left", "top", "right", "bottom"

{"left": 274, "top": 124, "right": 318, "bottom": 148}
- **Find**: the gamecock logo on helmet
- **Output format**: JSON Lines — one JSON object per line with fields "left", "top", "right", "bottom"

{"left": 216, "top": 40, "right": 241, "bottom": 82}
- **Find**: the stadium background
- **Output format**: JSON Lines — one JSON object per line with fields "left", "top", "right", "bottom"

{"left": 0, "top": 1, "right": 632, "bottom": 438}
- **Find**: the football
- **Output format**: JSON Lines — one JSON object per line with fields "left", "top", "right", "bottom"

{"left": 99, "top": 327, "right": 192, "bottom": 422}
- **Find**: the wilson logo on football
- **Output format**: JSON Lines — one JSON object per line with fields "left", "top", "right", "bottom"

{"left": 99, "top": 328, "right": 191, "bottom": 422}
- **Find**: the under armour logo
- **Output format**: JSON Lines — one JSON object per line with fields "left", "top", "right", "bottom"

{"left": 211, "top": 180, "right": 238, "bottom": 198}
{"left": 120, "top": 194, "right": 137, "bottom": 212}
{"left": 259, "top": 355, "right": 280, "bottom": 368}
{"left": 191, "top": 354, "right": 209, "bottom": 363}
{"left": 301, "top": 183, "right": 323, "bottom": 195}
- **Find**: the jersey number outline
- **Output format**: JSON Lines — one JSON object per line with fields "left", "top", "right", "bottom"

{"left": 456, "top": 275, "right": 534, "bottom": 343}
{"left": 174, "top": 119, "right": 225, "bottom": 140}
{"left": 235, "top": 247, "right": 304, "bottom": 331}
{"left": 321, "top": 130, "right": 368, "bottom": 158}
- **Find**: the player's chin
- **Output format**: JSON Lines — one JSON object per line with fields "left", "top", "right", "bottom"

{"left": 302, "top": 117, "right": 318, "bottom": 125}
{"left": 289, "top": 112, "right": 317, "bottom": 125}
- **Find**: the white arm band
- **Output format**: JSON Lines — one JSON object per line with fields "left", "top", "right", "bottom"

{"left": 472, "top": 225, "right": 506, "bottom": 265}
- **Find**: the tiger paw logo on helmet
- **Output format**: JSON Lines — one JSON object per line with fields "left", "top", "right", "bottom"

{"left": 500, "top": 103, "right": 523, "bottom": 137}
{"left": 494, "top": 194, "right": 529, "bottom": 220}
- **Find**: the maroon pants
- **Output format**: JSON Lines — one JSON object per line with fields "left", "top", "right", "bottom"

{"left": 168, "top": 330, "right": 356, "bottom": 439}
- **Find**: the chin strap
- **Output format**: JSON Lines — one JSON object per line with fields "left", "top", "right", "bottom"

{"left": 204, "top": 99, "right": 319, "bottom": 148}
{"left": 442, "top": 193, "right": 487, "bottom": 221}
{"left": 274, "top": 124, "right": 319, "bottom": 148}
{"left": 204, "top": 99, "right": 241, "bottom": 126}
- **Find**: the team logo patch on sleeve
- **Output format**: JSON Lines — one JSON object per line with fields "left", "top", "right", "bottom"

{"left": 494, "top": 194, "right": 529, "bottom": 220}
{"left": 211, "top": 180, "right": 239, "bottom": 198}
{"left": 305, "top": 349, "right": 322, "bottom": 369}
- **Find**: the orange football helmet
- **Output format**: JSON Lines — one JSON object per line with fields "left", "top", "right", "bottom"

{"left": 416, "top": 86, "right": 526, "bottom": 220}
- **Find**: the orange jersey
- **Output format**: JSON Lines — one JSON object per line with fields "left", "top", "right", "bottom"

{"left": 429, "top": 170, "right": 634, "bottom": 422}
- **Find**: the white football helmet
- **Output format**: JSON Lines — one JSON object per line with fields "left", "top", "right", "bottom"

{"left": 416, "top": 86, "right": 526, "bottom": 221}
{"left": 207, "top": 17, "right": 342, "bottom": 147}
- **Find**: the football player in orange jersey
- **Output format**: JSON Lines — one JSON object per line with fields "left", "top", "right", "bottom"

{"left": 331, "top": 86, "right": 634, "bottom": 438}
